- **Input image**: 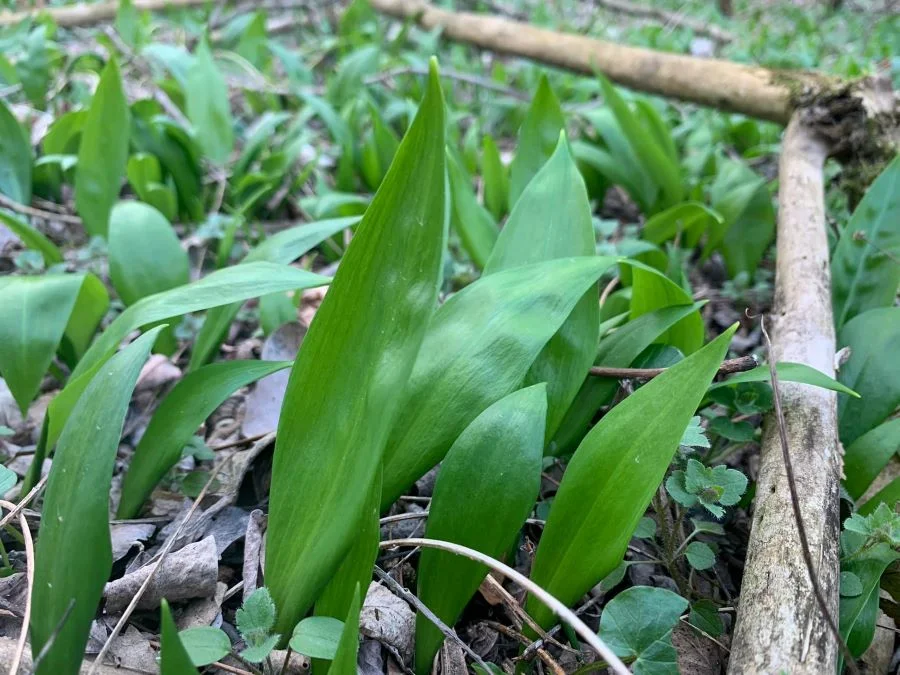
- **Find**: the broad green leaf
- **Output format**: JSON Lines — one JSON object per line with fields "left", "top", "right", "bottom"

{"left": 178, "top": 626, "right": 231, "bottom": 667}
{"left": 838, "top": 308, "right": 900, "bottom": 445}
{"left": 265, "top": 59, "right": 446, "bottom": 636}
{"left": 689, "top": 600, "right": 724, "bottom": 637}
{"left": 447, "top": 150, "right": 498, "bottom": 269}
{"left": 108, "top": 201, "right": 190, "bottom": 305}
{"left": 46, "top": 262, "right": 330, "bottom": 448}
{"left": 59, "top": 273, "right": 109, "bottom": 368}
{"left": 859, "top": 478, "right": 900, "bottom": 516}
{"left": 259, "top": 292, "right": 296, "bottom": 335}
{"left": 31, "top": 328, "right": 161, "bottom": 675}
{"left": 843, "top": 419, "right": 900, "bottom": 501}
{"left": 115, "top": 0, "right": 140, "bottom": 48}
{"left": 709, "top": 362, "right": 859, "bottom": 398}
{"left": 381, "top": 256, "right": 620, "bottom": 509}
{"left": 598, "top": 586, "right": 688, "bottom": 675}
{"left": 117, "top": 359, "right": 292, "bottom": 518}
{"left": 840, "top": 544, "right": 899, "bottom": 660}
{"left": 0, "top": 211, "right": 62, "bottom": 265}
{"left": 416, "top": 385, "right": 546, "bottom": 672}
{"left": 832, "top": 156, "right": 900, "bottom": 329}
{"left": 508, "top": 74, "right": 564, "bottom": 206}
{"left": 481, "top": 134, "right": 508, "bottom": 220}
{"left": 527, "top": 325, "right": 737, "bottom": 628}
{"left": 189, "top": 217, "right": 358, "bottom": 370}
{"left": 630, "top": 266, "right": 704, "bottom": 355}
{"left": 75, "top": 58, "right": 130, "bottom": 238}
{"left": 550, "top": 303, "right": 704, "bottom": 456}
{"left": 596, "top": 74, "right": 682, "bottom": 210}
{"left": 186, "top": 40, "right": 234, "bottom": 164}
{"left": 643, "top": 202, "right": 723, "bottom": 249}
{"left": 685, "top": 541, "right": 716, "bottom": 570}
{"left": 161, "top": 600, "right": 201, "bottom": 674}
{"left": 291, "top": 617, "right": 344, "bottom": 659}
{"left": 0, "top": 275, "right": 84, "bottom": 414}
{"left": 328, "top": 586, "right": 362, "bottom": 675}
{"left": 484, "top": 133, "right": 598, "bottom": 441}
{"left": 0, "top": 99, "right": 32, "bottom": 203}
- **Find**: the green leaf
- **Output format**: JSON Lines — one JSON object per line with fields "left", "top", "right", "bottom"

{"left": 290, "top": 617, "right": 344, "bottom": 659}
{"left": 241, "top": 635, "right": 280, "bottom": 664}
{"left": 186, "top": 40, "right": 234, "bottom": 164}
{"left": 189, "top": 217, "right": 357, "bottom": 370}
{"left": 831, "top": 155, "right": 900, "bottom": 329}
{"left": 447, "top": 150, "right": 498, "bottom": 269}
{"left": 59, "top": 272, "right": 109, "bottom": 368}
{"left": 484, "top": 132, "right": 598, "bottom": 441}
{"left": 680, "top": 415, "right": 711, "bottom": 449}
{"left": 329, "top": 586, "right": 362, "bottom": 675}
{"left": 0, "top": 211, "right": 63, "bottom": 265}
{"left": 178, "top": 626, "right": 231, "bottom": 667}
{"left": 0, "top": 465, "right": 17, "bottom": 496}
{"left": 481, "top": 134, "right": 508, "bottom": 220}
{"left": 710, "top": 362, "right": 860, "bottom": 399}
{"left": 0, "top": 274, "right": 85, "bottom": 414}
{"left": 108, "top": 201, "right": 190, "bottom": 305}
{"left": 381, "top": 255, "right": 619, "bottom": 509}
{"left": 840, "top": 546, "right": 899, "bottom": 659}
{"left": 643, "top": 202, "right": 723, "bottom": 250}
{"left": 31, "top": 328, "right": 161, "bottom": 675}
{"left": 708, "top": 416, "right": 755, "bottom": 442}
{"left": 508, "top": 74, "right": 564, "bottom": 206}
{"left": 691, "top": 518, "right": 725, "bottom": 536}
{"left": 840, "top": 572, "right": 864, "bottom": 598}
{"left": 75, "top": 58, "right": 130, "bottom": 238}
{"left": 266, "top": 59, "right": 446, "bottom": 636}
{"left": 161, "top": 600, "right": 201, "bottom": 674}
{"left": 527, "top": 325, "right": 737, "bottom": 628}
{"left": 859, "top": 478, "right": 900, "bottom": 517}
{"left": 838, "top": 307, "right": 900, "bottom": 445}
{"left": 633, "top": 517, "right": 657, "bottom": 540}
{"left": 117, "top": 359, "right": 292, "bottom": 518}
{"left": 689, "top": 600, "right": 724, "bottom": 637}
{"left": 630, "top": 266, "right": 704, "bottom": 355}
{"left": 416, "top": 385, "right": 546, "bottom": 672}
{"left": 843, "top": 419, "right": 900, "bottom": 501}
{"left": 0, "top": 99, "right": 32, "bottom": 203}
{"left": 685, "top": 541, "right": 716, "bottom": 570}
{"left": 237, "top": 587, "right": 277, "bottom": 644}
{"left": 599, "top": 586, "right": 688, "bottom": 675}
{"left": 46, "top": 262, "right": 330, "bottom": 448}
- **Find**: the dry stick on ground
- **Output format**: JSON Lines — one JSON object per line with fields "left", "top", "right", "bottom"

{"left": 589, "top": 355, "right": 757, "bottom": 379}
{"left": 0, "top": 0, "right": 212, "bottom": 28}
{"left": 0, "top": 500, "right": 35, "bottom": 675}
{"left": 379, "top": 538, "right": 631, "bottom": 675}
{"left": 0, "top": 193, "right": 83, "bottom": 227}
{"left": 592, "top": 0, "right": 736, "bottom": 43}
{"left": 0, "top": 474, "right": 49, "bottom": 531}
{"left": 727, "top": 118, "right": 845, "bottom": 674}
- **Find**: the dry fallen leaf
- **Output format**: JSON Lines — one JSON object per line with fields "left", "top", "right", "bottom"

{"left": 360, "top": 581, "right": 415, "bottom": 662}
{"left": 109, "top": 522, "right": 155, "bottom": 562}
{"left": 242, "top": 322, "right": 305, "bottom": 436}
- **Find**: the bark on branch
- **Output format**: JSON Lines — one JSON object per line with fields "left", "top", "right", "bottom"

{"left": 593, "top": 0, "right": 736, "bottom": 44}
{"left": 0, "top": 0, "right": 212, "bottom": 28}
{"left": 728, "top": 118, "right": 841, "bottom": 674}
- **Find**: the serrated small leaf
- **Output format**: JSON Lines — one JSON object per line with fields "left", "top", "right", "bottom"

{"left": 680, "top": 416, "right": 710, "bottom": 449}
{"left": 290, "top": 617, "right": 344, "bottom": 659}
{"left": 178, "top": 626, "right": 231, "bottom": 667}
{"left": 665, "top": 471, "right": 696, "bottom": 508}
{"left": 240, "top": 634, "right": 280, "bottom": 664}
{"left": 685, "top": 541, "right": 716, "bottom": 570}
{"left": 237, "top": 587, "right": 277, "bottom": 642}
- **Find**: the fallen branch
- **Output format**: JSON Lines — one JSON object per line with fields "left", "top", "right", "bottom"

{"left": 728, "top": 117, "right": 843, "bottom": 674}
{"left": 0, "top": 0, "right": 213, "bottom": 28}
{"left": 593, "top": 0, "right": 736, "bottom": 43}
{"left": 589, "top": 355, "right": 757, "bottom": 379}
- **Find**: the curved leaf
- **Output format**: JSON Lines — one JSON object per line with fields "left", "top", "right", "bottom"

{"left": 59, "top": 273, "right": 109, "bottom": 368}
{"left": 844, "top": 419, "right": 900, "bottom": 501}
{"left": 329, "top": 585, "right": 362, "bottom": 675}
{"left": 710, "top": 362, "right": 860, "bottom": 398}
{"left": 0, "top": 99, "right": 32, "bottom": 204}
{"left": 630, "top": 265, "right": 704, "bottom": 355}
{"left": 161, "top": 600, "right": 201, "bottom": 674}
{"left": 481, "top": 134, "right": 508, "bottom": 220}
{"left": 416, "top": 385, "right": 546, "bottom": 673}
{"left": 265, "top": 59, "right": 446, "bottom": 636}
{"left": 508, "top": 74, "right": 564, "bottom": 206}
{"left": 186, "top": 39, "right": 234, "bottom": 165}
{"left": 117, "top": 359, "right": 293, "bottom": 518}
{"left": 0, "top": 211, "right": 62, "bottom": 265}
{"left": 643, "top": 202, "right": 723, "bottom": 249}
{"left": 447, "top": 150, "right": 498, "bottom": 269}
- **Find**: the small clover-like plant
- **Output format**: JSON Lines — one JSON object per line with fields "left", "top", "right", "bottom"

{"left": 843, "top": 503, "right": 900, "bottom": 551}
{"left": 666, "top": 458, "right": 747, "bottom": 518}
{"left": 237, "top": 587, "right": 281, "bottom": 664}
{"left": 678, "top": 416, "right": 710, "bottom": 454}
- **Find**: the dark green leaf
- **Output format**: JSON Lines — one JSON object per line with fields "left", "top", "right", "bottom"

{"left": 0, "top": 211, "right": 63, "bottom": 265}
{"left": 481, "top": 134, "right": 508, "bottom": 220}
{"left": 689, "top": 600, "right": 724, "bottom": 637}
{"left": 685, "top": 541, "right": 716, "bottom": 570}
{"left": 59, "top": 273, "right": 109, "bottom": 368}
{"left": 633, "top": 517, "right": 657, "bottom": 540}
{"left": 416, "top": 385, "right": 546, "bottom": 671}
{"left": 643, "top": 202, "right": 723, "bottom": 249}
{"left": 31, "top": 328, "right": 161, "bottom": 675}
{"left": 630, "top": 266, "right": 704, "bottom": 355}
{"left": 75, "top": 58, "right": 130, "bottom": 238}
{"left": 178, "top": 626, "right": 231, "bottom": 667}
{"left": 0, "top": 99, "right": 32, "bottom": 203}
{"left": 290, "top": 617, "right": 344, "bottom": 659}
{"left": 840, "top": 572, "right": 863, "bottom": 598}
{"left": 527, "top": 325, "right": 737, "bottom": 628}
{"left": 710, "top": 362, "right": 859, "bottom": 399}
{"left": 447, "top": 150, "right": 498, "bottom": 269}
{"left": 508, "top": 74, "right": 564, "bottom": 206}
{"left": 840, "top": 545, "right": 899, "bottom": 659}
{"left": 186, "top": 40, "right": 234, "bottom": 164}
{"left": 708, "top": 416, "right": 756, "bottom": 442}
{"left": 843, "top": 419, "right": 900, "bottom": 501}
{"left": 161, "top": 600, "right": 201, "bottom": 674}
{"left": 328, "top": 585, "right": 362, "bottom": 675}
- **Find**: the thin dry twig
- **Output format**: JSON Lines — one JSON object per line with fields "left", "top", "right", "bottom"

{"left": 1, "top": 500, "right": 34, "bottom": 675}
{"left": 379, "top": 538, "right": 630, "bottom": 674}
{"left": 590, "top": 354, "right": 758, "bottom": 379}
{"left": 520, "top": 593, "right": 606, "bottom": 661}
{"left": 0, "top": 193, "right": 83, "bottom": 226}
{"left": 760, "top": 317, "right": 859, "bottom": 675}
{"left": 0, "top": 474, "right": 49, "bottom": 531}
{"left": 88, "top": 456, "right": 234, "bottom": 674}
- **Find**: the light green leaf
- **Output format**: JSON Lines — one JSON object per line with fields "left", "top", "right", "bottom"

{"left": 189, "top": 217, "right": 357, "bottom": 370}
{"left": 685, "top": 541, "right": 716, "bottom": 570}
{"left": 0, "top": 211, "right": 63, "bottom": 265}
{"left": 31, "top": 328, "right": 161, "bottom": 675}
{"left": 108, "top": 201, "right": 190, "bottom": 305}
{"left": 241, "top": 635, "right": 280, "bottom": 664}
{"left": 117, "top": 359, "right": 292, "bottom": 518}
{"left": 527, "top": 325, "right": 737, "bottom": 628}
{"left": 481, "top": 134, "right": 508, "bottom": 220}
{"left": 266, "top": 59, "right": 446, "bottom": 636}
{"left": 381, "top": 255, "right": 620, "bottom": 509}
{"left": 643, "top": 202, "right": 723, "bottom": 249}
{"left": 680, "top": 416, "right": 710, "bottom": 449}
{"left": 630, "top": 266, "right": 704, "bottom": 355}
{"left": 0, "top": 465, "right": 17, "bottom": 496}
{"left": 447, "top": 150, "right": 498, "bottom": 269}
{"left": 710, "top": 362, "right": 860, "bottom": 399}
{"left": 599, "top": 586, "right": 688, "bottom": 675}
{"left": 186, "top": 40, "right": 234, "bottom": 165}
{"left": 845, "top": 419, "right": 900, "bottom": 501}
{"left": 832, "top": 156, "right": 900, "bottom": 329}
{"left": 838, "top": 307, "right": 900, "bottom": 446}
{"left": 328, "top": 586, "right": 362, "bottom": 675}
{"left": 75, "top": 58, "right": 130, "bottom": 238}
{"left": 290, "top": 617, "right": 344, "bottom": 659}
{"left": 859, "top": 477, "right": 900, "bottom": 516}
{"left": 178, "top": 626, "right": 231, "bottom": 667}
{"left": 0, "top": 99, "right": 33, "bottom": 203}
{"left": 416, "top": 385, "right": 546, "bottom": 672}
{"left": 0, "top": 274, "right": 85, "bottom": 414}
{"left": 237, "top": 587, "right": 277, "bottom": 644}
{"left": 484, "top": 132, "right": 598, "bottom": 442}
{"left": 161, "top": 600, "right": 201, "bottom": 674}
{"left": 59, "top": 273, "right": 109, "bottom": 368}
{"left": 508, "top": 74, "right": 564, "bottom": 206}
